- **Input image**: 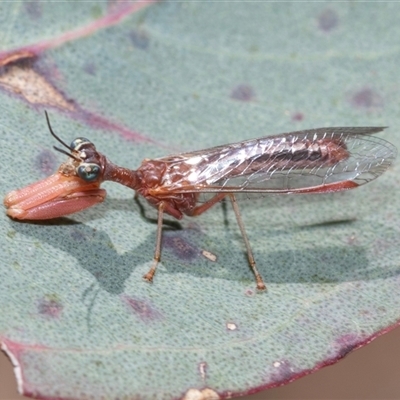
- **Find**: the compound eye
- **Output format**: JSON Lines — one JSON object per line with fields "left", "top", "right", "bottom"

{"left": 70, "top": 137, "right": 92, "bottom": 151}
{"left": 77, "top": 163, "right": 101, "bottom": 182}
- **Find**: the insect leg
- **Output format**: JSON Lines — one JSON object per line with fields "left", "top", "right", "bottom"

{"left": 188, "top": 193, "right": 227, "bottom": 216}
{"left": 143, "top": 202, "right": 165, "bottom": 283}
{"left": 229, "top": 194, "right": 266, "bottom": 291}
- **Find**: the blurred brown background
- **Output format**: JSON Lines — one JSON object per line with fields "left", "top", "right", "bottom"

{"left": 1, "top": 325, "right": 400, "bottom": 400}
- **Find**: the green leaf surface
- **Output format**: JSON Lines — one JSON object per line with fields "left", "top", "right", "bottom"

{"left": 1, "top": 2, "right": 400, "bottom": 399}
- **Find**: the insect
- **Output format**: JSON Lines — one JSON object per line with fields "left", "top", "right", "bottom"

{"left": 4, "top": 112, "right": 397, "bottom": 290}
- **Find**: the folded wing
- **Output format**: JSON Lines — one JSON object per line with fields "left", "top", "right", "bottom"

{"left": 157, "top": 127, "right": 396, "bottom": 195}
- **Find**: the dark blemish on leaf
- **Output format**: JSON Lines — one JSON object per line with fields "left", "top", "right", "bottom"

{"left": 13, "top": 261, "right": 21, "bottom": 270}
{"left": 291, "top": 112, "right": 304, "bottom": 122}
{"left": 163, "top": 231, "right": 200, "bottom": 262}
{"left": 318, "top": 9, "right": 338, "bottom": 32}
{"left": 122, "top": 295, "right": 163, "bottom": 322}
{"left": 129, "top": 29, "right": 150, "bottom": 50}
{"left": 350, "top": 87, "right": 383, "bottom": 111}
{"left": 38, "top": 295, "right": 63, "bottom": 318}
{"left": 69, "top": 228, "right": 88, "bottom": 242}
{"left": 230, "top": 84, "right": 255, "bottom": 102}
{"left": 24, "top": 1, "right": 42, "bottom": 19}
{"left": 372, "top": 238, "right": 391, "bottom": 257}
{"left": 271, "top": 360, "right": 296, "bottom": 383}
{"left": 83, "top": 62, "right": 96, "bottom": 75}
{"left": 337, "top": 343, "right": 357, "bottom": 358}
{"left": 335, "top": 333, "right": 360, "bottom": 358}
{"left": 35, "top": 149, "right": 57, "bottom": 176}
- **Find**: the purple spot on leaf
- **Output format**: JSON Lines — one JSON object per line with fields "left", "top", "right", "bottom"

{"left": 163, "top": 231, "right": 200, "bottom": 262}
{"left": 69, "top": 228, "right": 88, "bottom": 242}
{"left": 38, "top": 295, "right": 63, "bottom": 318}
{"left": 350, "top": 88, "right": 383, "bottom": 111}
{"left": 270, "top": 360, "right": 296, "bottom": 384}
{"left": 231, "top": 84, "right": 255, "bottom": 102}
{"left": 318, "top": 9, "right": 339, "bottom": 32}
{"left": 24, "top": 1, "right": 42, "bottom": 19}
{"left": 122, "top": 296, "right": 163, "bottom": 322}
{"left": 291, "top": 112, "right": 304, "bottom": 122}
{"left": 372, "top": 238, "right": 391, "bottom": 257}
{"left": 334, "top": 333, "right": 361, "bottom": 357}
{"left": 35, "top": 149, "right": 57, "bottom": 176}
{"left": 83, "top": 62, "right": 96, "bottom": 75}
{"left": 129, "top": 29, "right": 150, "bottom": 50}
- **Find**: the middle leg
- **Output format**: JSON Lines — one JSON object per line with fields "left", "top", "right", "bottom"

{"left": 143, "top": 201, "right": 165, "bottom": 283}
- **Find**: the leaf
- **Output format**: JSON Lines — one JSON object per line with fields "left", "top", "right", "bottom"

{"left": 1, "top": 2, "right": 400, "bottom": 399}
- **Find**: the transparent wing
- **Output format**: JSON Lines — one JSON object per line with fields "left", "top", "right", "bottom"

{"left": 156, "top": 127, "right": 396, "bottom": 195}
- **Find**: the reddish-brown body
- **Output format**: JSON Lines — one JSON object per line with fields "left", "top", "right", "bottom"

{"left": 135, "top": 160, "right": 198, "bottom": 219}
{"left": 3, "top": 114, "right": 397, "bottom": 290}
